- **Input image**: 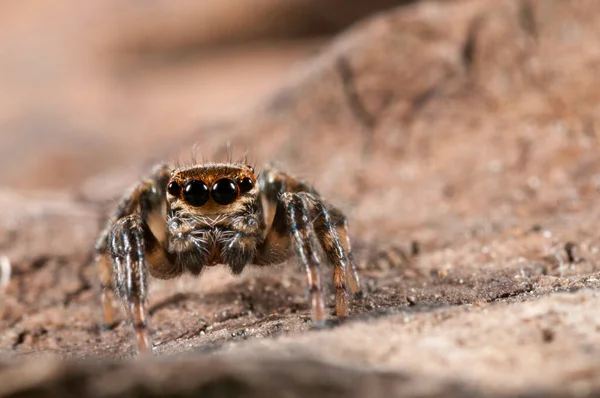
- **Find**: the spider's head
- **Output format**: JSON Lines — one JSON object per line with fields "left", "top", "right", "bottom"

{"left": 165, "top": 163, "right": 258, "bottom": 216}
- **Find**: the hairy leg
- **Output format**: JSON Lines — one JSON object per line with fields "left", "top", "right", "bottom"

{"left": 258, "top": 165, "right": 317, "bottom": 229}
{"left": 95, "top": 164, "right": 180, "bottom": 353}
{"left": 307, "top": 197, "right": 351, "bottom": 317}
{"left": 257, "top": 166, "right": 362, "bottom": 320}
{"left": 260, "top": 169, "right": 362, "bottom": 316}
{"left": 327, "top": 207, "right": 362, "bottom": 297}
{"left": 281, "top": 193, "right": 326, "bottom": 326}
{"left": 109, "top": 215, "right": 152, "bottom": 352}
{"left": 254, "top": 188, "right": 326, "bottom": 325}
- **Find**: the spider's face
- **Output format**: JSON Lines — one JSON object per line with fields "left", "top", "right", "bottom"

{"left": 165, "top": 163, "right": 258, "bottom": 217}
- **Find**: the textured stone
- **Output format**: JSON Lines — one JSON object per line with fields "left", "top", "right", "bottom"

{"left": 3, "top": 0, "right": 600, "bottom": 397}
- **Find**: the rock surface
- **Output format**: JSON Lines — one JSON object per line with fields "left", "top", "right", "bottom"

{"left": 3, "top": 0, "right": 600, "bottom": 396}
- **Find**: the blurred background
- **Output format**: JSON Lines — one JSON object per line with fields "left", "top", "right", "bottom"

{"left": 0, "top": 0, "right": 411, "bottom": 191}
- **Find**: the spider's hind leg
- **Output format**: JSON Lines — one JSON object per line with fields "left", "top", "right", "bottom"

{"left": 326, "top": 207, "right": 363, "bottom": 299}
{"left": 308, "top": 197, "right": 363, "bottom": 318}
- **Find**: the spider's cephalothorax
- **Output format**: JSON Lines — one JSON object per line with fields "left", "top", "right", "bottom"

{"left": 95, "top": 162, "right": 362, "bottom": 353}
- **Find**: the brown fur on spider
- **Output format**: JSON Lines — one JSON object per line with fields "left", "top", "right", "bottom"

{"left": 95, "top": 162, "right": 363, "bottom": 354}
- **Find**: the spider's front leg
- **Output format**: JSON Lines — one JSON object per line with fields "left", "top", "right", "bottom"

{"left": 95, "top": 164, "right": 178, "bottom": 353}
{"left": 259, "top": 167, "right": 362, "bottom": 324}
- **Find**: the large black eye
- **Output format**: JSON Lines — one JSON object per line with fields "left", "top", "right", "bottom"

{"left": 211, "top": 178, "right": 238, "bottom": 205}
{"left": 167, "top": 181, "right": 181, "bottom": 196}
{"left": 183, "top": 180, "right": 209, "bottom": 206}
{"left": 238, "top": 177, "right": 254, "bottom": 193}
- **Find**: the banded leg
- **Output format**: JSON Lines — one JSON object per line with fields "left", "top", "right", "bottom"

{"left": 258, "top": 167, "right": 362, "bottom": 319}
{"left": 109, "top": 215, "right": 153, "bottom": 353}
{"left": 94, "top": 164, "right": 173, "bottom": 353}
{"left": 109, "top": 213, "right": 182, "bottom": 353}
{"left": 281, "top": 193, "right": 326, "bottom": 327}
{"left": 328, "top": 208, "right": 362, "bottom": 298}
{"left": 309, "top": 198, "right": 357, "bottom": 317}
{"left": 258, "top": 165, "right": 318, "bottom": 229}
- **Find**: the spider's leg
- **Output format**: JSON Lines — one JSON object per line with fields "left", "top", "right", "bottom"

{"left": 281, "top": 193, "right": 326, "bottom": 326}
{"left": 327, "top": 207, "right": 363, "bottom": 298}
{"left": 258, "top": 165, "right": 317, "bottom": 229}
{"left": 257, "top": 166, "right": 362, "bottom": 319}
{"left": 110, "top": 219, "right": 182, "bottom": 354}
{"left": 304, "top": 196, "right": 354, "bottom": 317}
{"left": 95, "top": 164, "right": 180, "bottom": 354}
{"left": 95, "top": 164, "right": 170, "bottom": 329}
{"left": 253, "top": 170, "right": 292, "bottom": 265}
{"left": 108, "top": 214, "right": 180, "bottom": 353}
{"left": 108, "top": 215, "right": 154, "bottom": 353}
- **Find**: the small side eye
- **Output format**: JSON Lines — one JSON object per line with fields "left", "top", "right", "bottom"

{"left": 211, "top": 178, "right": 239, "bottom": 205}
{"left": 183, "top": 180, "right": 210, "bottom": 206}
{"left": 167, "top": 181, "right": 181, "bottom": 196}
{"left": 238, "top": 177, "right": 254, "bottom": 193}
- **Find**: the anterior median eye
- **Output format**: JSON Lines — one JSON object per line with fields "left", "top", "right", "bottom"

{"left": 211, "top": 178, "right": 238, "bottom": 205}
{"left": 183, "top": 180, "right": 209, "bottom": 206}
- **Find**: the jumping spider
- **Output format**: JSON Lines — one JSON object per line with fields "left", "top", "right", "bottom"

{"left": 95, "top": 162, "right": 362, "bottom": 353}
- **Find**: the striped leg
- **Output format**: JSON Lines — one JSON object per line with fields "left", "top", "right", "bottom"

{"left": 307, "top": 199, "right": 348, "bottom": 317}
{"left": 109, "top": 215, "right": 153, "bottom": 353}
{"left": 108, "top": 213, "right": 182, "bottom": 354}
{"left": 281, "top": 193, "right": 326, "bottom": 327}
{"left": 328, "top": 208, "right": 362, "bottom": 298}
{"left": 94, "top": 164, "right": 176, "bottom": 354}
{"left": 258, "top": 166, "right": 362, "bottom": 320}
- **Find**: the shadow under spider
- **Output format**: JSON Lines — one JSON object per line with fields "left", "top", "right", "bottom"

{"left": 148, "top": 292, "right": 205, "bottom": 316}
